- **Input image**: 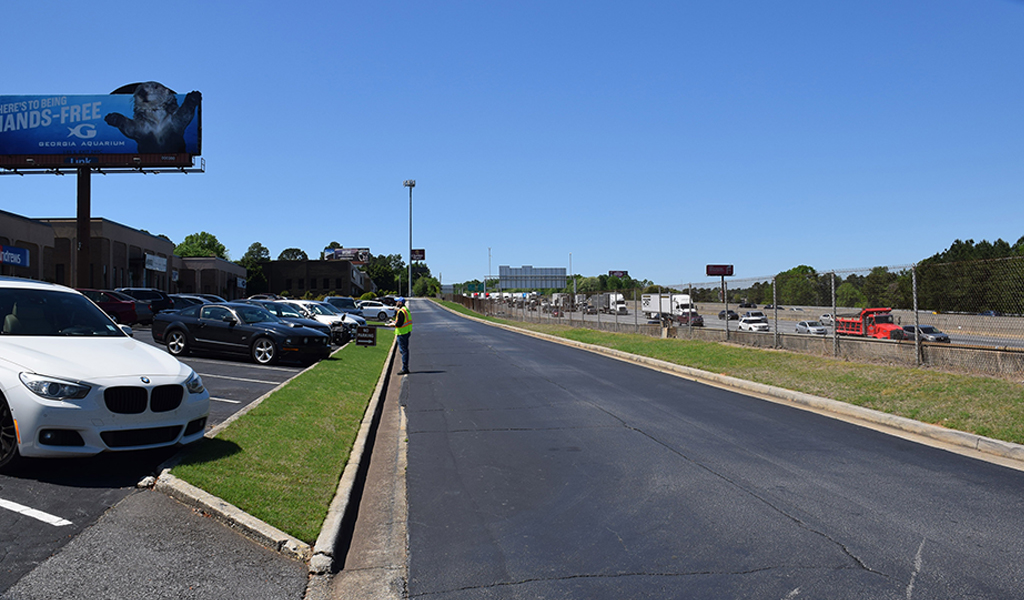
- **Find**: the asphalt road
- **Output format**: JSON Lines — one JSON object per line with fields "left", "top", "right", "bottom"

{"left": 0, "top": 325, "right": 309, "bottom": 595}
{"left": 404, "top": 301, "right": 1024, "bottom": 599}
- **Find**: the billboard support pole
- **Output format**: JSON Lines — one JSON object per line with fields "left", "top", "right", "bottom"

{"left": 76, "top": 167, "right": 91, "bottom": 288}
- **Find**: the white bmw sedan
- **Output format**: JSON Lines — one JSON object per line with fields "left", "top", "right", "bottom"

{"left": 0, "top": 278, "right": 210, "bottom": 470}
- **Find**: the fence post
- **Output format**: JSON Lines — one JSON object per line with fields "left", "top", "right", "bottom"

{"left": 772, "top": 276, "right": 778, "bottom": 342}
{"left": 913, "top": 265, "right": 921, "bottom": 366}
{"left": 832, "top": 272, "right": 839, "bottom": 357}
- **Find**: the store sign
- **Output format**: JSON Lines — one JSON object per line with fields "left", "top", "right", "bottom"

{"left": 0, "top": 245, "right": 29, "bottom": 267}
{"left": 145, "top": 253, "right": 167, "bottom": 272}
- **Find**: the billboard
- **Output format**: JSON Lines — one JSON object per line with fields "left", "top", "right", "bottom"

{"left": 0, "top": 82, "right": 201, "bottom": 169}
{"left": 706, "top": 264, "right": 734, "bottom": 276}
{"left": 324, "top": 247, "right": 370, "bottom": 265}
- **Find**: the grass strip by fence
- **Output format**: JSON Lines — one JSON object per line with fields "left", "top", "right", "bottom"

{"left": 170, "top": 327, "right": 395, "bottom": 543}
{"left": 437, "top": 300, "right": 1024, "bottom": 446}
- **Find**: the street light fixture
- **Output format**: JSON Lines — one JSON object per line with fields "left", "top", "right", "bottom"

{"left": 403, "top": 179, "right": 415, "bottom": 297}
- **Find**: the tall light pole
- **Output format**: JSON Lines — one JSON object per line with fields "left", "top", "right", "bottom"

{"left": 569, "top": 252, "right": 576, "bottom": 296}
{"left": 403, "top": 179, "right": 415, "bottom": 297}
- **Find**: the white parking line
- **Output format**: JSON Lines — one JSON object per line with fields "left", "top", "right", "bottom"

{"left": 210, "top": 397, "right": 241, "bottom": 404}
{"left": 0, "top": 498, "right": 72, "bottom": 527}
{"left": 200, "top": 374, "right": 281, "bottom": 385}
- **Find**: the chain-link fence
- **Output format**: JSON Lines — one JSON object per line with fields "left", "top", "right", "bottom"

{"left": 446, "top": 256, "right": 1024, "bottom": 378}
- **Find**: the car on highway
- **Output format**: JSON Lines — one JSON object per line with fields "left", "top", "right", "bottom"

{"left": 0, "top": 277, "right": 210, "bottom": 470}
{"left": 77, "top": 288, "right": 139, "bottom": 325}
{"left": 738, "top": 317, "right": 769, "bottom": 332}
{"left": 718, "top": 310, "right": 739, "bottom": 320}
{"left": 742, "top": 310, "right": 767, "bottom": 322}
{"left": 796, "top": 320, "right": 828, "bottom": 335}
{"left": 357, "top": 300, "right": 397, "bottom": 321}
{"left": 152, "top": 302, "right": 331, "bottom": 366}
{"left": 820, "top": 313, "right": 835, "bottom": 325}
{"left": 902, "top": 325, "right": 951, "bottom": 343}
{"left": 675, "top": 312, "right": 704, "bottom": 326}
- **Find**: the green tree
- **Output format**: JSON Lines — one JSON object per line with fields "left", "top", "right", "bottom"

{"left": 236, "top": 242, "right": 270, "bottom": 295}
{"left": 176, "top": 231, "right": 228, "bottom": 259}
{"left": 413, "top": 275, "right": 441, "bottom": 297}
{"left": 861, "top": 267, "right": 896, "bottom": 307}
{"left": 836, "top": 282, "right": 867, "bottom": 308}
{"left": 775, "top": 265, "right": 818, "bottom": 305}
{"left": 278, "top": 248, "right": 308, "bottom": 261}
{"left": 366, "top": 253, "right": 404, "bottom": 294}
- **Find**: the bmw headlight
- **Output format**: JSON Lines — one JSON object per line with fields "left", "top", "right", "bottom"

{"left": 185, "top": 369, "right": 205, "bottom": 395}
{"left": 20, "top": 373, "right": 91, "bottom": 400}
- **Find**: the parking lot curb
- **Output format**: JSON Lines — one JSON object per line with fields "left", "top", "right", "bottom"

{"left": 154, "top": 337, "right": 398, "bottom": 573}
{"left": 436, "top": 302, "right": 1024, "bottom": 468}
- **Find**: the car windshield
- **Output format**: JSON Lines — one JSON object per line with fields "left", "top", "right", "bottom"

{"left": 919, "top": 326, "right": 939, "bottom": 334}
{"left": 332, "top": 298, "right": 356, "bottom": 308}
{"left": 0, "top": 289, "right": 125, "bottom": 336}
{"left": 235, "top": 306, "right": 280, "bottom": 324}
{"left": 266, "top": 302, "right": 304, "bottom": 318}
{"left": 306, "top": 304, "right": 332, "bottom": 316}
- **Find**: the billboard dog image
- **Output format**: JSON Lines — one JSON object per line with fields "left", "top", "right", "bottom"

{"left": 104, "top": 82, "right": 200, "bottom": 153}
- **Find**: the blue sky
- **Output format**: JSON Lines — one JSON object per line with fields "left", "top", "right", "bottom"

{"left": 3, "top": 1, "right": 1022, "bottom": 287}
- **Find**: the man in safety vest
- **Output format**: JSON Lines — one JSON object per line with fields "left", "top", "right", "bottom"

{"left": 390, "top": 297, "right": 412, "bottom": 374}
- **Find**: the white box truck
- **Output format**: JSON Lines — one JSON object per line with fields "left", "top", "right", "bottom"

{"left": 642, "top": 293, "right": 696, "bottom": 320}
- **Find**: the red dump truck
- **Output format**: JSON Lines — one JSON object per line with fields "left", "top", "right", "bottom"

{"left": 835, "top": 308, "right": 907, "bottom": 340}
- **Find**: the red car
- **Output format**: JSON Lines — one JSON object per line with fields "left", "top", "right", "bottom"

{"left": 77, "top": 289, "right": 139, "bottom": 325}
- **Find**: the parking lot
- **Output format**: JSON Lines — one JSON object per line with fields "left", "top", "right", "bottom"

{"left": 0, "top": 323, "right": 312, "bottom": 594}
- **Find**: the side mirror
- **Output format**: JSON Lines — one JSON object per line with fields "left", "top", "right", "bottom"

{"left": 120, "top": 324, "right": 134, "bottom": 337}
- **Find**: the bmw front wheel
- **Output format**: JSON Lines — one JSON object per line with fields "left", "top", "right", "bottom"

{"left": 0, "top": 396, "right": 19, "bottom": 470}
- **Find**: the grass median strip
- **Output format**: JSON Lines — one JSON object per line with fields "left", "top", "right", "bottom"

{"left": 170, "top": 327, "right": 395, "bottom": 544}
{"left": 437, "top": 300, "right": 1024, "bottom": 446}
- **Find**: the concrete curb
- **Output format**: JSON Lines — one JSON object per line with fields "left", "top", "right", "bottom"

{"left": 310, "top": 335, "right": 398, "bottom": 574}
{"left": 155, "top": 472, "right": 311, "bottom": 561}
{"left": 154, "top": 337, "right": 398, "bottom": 571}
{"left": 438, "top": 302, "right": 1024, "bottom": 467}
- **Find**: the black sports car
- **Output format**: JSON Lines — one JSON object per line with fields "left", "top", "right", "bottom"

{"left": 152, "top": 302, "right": 331, "bottom": 365}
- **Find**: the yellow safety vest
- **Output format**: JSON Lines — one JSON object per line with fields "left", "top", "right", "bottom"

{"left": 395, "top": 305, "right": 412, "bottom": 335}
